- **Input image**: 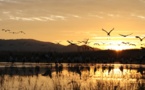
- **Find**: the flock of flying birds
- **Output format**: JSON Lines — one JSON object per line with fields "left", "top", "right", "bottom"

{"left": 1, "top": 29, "right": 26, "bottom": 34}
{"left": 101, "top": 28, "right": 145, "bottom": 42}
{"left": 1, "top": 28, "right": 145, "bottom": 48}
{"left": 64, "top": 28, "right": 145, "bottom": 48}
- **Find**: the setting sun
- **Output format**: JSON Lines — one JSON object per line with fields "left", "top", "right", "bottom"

{"left": 107, "top": 44, "right": 132, "bottom": 51}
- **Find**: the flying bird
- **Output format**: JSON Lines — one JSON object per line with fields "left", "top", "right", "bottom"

{"left": 94, "top": 43, "right": 100, "bottom": 46}
{"left": 82, "top": 39, "right": 89, "bottom": 45}
{"left": 135, "top": 36, "right": 145, "bottom": 42}
{"left": 2, "top": 29, "right": 10, "bottom": 32}
{"left": 9, "top": 32, "right": 18, "bottom": 34}
{"left": 19, "top": 31, "right": 26, "bottom": 34}
{"left": 129, "top": 43, "right": 136, "bottom": 46}
{"left": 102, "top": 28, "right": 114, "bottom": 36}
{"left": 9, "top": 31, "right": 26, "bottom": 34}
{"left": 67, "top": 40, "right": 76, "bottom": 45}
{"left": 119, "top": 33, "right": 133, "bottom": 37}
{"left": 2, "top": 29, "right": 5, "bottom": 31}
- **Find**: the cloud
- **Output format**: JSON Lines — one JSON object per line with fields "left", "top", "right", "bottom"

{"left": 2, "top": 11, "right": 10, "bottom": 14}
{"left": 131, "top": 13, "right": 145, "bottom": 20}
{"left": 137, "top": 15, "right": 145, "bottom": 19}
{"left": 10, "top": 16, "right": 34, "bottom": 21}
{"left": 67, "top": 14, "right": 81, "bottom": 18}
{"left": 88, "top": 13, "right": 103, "bottom": 19}
{"left": 0, "top": 0, "right": 21, "bottom": 4}
{"left": 51, "top": 15, "right": 66, "bottom": 20}
{"left": 41, "top": 17, "right": 55, "bottom": 21}
{"left": 88, "top": 12, "right": 122, "bottom": 19}
{"left": 107, "top": 14, "right": 115, "bottom": 17}
{"left": 9, "top": 15, "right": 66, "bottom": 21}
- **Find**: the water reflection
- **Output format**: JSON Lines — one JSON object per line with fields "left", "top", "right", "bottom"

{"left": 0, "top": 63, "right": 145, "bottom": 90}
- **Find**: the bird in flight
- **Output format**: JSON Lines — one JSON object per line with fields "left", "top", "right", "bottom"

{"left": 82, "top": 39, "right": 90, "bottom": 45}
{"left": 9, "top": 32, "right": 18, "bottom": 34}
{"left": 2, "top": 29, "right": 5, "bottom": 31}
{"left": 2, "top": 29, "right": 10, "bottom": 32}
{"left": 102, "top": 28, "right": 114, "bottom": 36}
{"left": 67, "top": 40, "right": 77, "bottom": 45}
{"left": 2, "top": 29, "right": 26, "bottom": 34}
{"left": 135, "top": 36, "right": 145, "bottom": 42}
{"left": 119, "top": 33, "right": 133, "bottom": 37}
{"left": 94, "top": 43, "right": 100, "bottom": 46}
{"left": 19, "top": 31, "right": 26, "bottom": 34}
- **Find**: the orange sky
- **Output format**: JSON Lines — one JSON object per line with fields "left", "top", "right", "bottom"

{"left": 0, "top": 0, "right": 145, "bottom": 49}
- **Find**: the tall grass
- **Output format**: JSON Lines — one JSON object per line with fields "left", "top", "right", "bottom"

{"left": 0, "top": 63, "right": 144, "bottom": 90}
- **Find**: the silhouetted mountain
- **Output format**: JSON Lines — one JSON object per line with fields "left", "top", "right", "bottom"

{"left": 0, "top": 39, "right": 64, "bottom": 52}
{"left": 0, "top": 39, "right": 100, "bottom": 52}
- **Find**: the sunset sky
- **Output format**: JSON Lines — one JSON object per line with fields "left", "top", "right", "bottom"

{"left": 1, "top": 0, "right": 145, "bottom": 49}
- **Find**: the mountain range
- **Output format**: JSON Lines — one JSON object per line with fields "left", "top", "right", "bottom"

{"left": 0, "top": 39, "right": 100, "bottom": 52}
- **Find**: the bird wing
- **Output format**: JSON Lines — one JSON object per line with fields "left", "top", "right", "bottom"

{"left": 142, "top": 37, "right": 145, "bottom": 40}
{"left": 67, "top": 40, "right": 75, "bottom": 45}
{"left": 86, "top": 39, "right": 89, "bottom": 44}
{"left": 135, "top": 36, "right": 142, "bottom": 41}
{"left": 135, "top": 36, "right": 140, "bottom": 38}
{"left": 102, "top": 29, "right": 108, "bottom": 33}
{"left": 20, "top": 31, "right": 25, "bottom": 33}
{"left": 67, "top": 40, "right": 71, "bottom": 44}
{"left": 109, "top": 28, "right": 114, "bottom": 33}
{"left": 119, "top": 34, "right": 125, "bottom": 37}
{"left": 119, "top": 33, "right": 132, "bottom": 37}
{"left": 2, "top": 29, "right": 5, "bottom": 31}
{"left": 127, "top": 33, "right": 133, "bottom": 36}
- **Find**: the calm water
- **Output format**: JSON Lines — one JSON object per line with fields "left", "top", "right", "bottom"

{"left": 0, "top": 62, "right": 145, "bottom": 90}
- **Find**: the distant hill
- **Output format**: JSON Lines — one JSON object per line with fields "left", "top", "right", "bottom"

{"left": 0, "top": 39, "right": 100, "bottom": 52}
{"left": 0, "top": 39, "right": 64, "bottom": 52}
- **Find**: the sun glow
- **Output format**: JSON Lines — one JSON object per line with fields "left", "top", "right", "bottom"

{"left": 111, "top": 45, "right": 127, "bottom": 51}
{"left": 92, "top": 43, "right": 135, "bottom": 51}
{"left": 105, "top": 43, "right": 132, "bottom": 51}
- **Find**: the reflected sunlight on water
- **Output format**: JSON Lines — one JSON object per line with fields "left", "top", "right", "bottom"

{"left": 0, "top": 63, "right": 145, "bottom": 90}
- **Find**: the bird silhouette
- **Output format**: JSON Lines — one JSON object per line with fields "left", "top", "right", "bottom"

{"left": 2, "top": 29, "right": 10, "bottom": 32}
{"left": 135, "top": 36, "right": 145, "bottom": 42}
{"left": 122, "top": 42, "right": 130, "bottom": 45}
{"left": 2, "top": 29, "right": 26, "bottom": 34}
{"left": 19, "top": 31, "right": 26, "bottom": 34}
{"left": 2, "top": 29, "right": 5, "bottom": 31}
{"left": 82, "top": 39, "right": 89, "bottom": 45}
{"left": 67, "top": 40, "right": 76, "bottom": 45}
{"left": 129, "top": 43, "right": 136, "bottom": 46}
{"left": 102, "top": 28, "right": 114, "bottom": 36}
{"left": 119, "top": 33, "right": 133, "bottom": 37}
{"left": 9, "top": 32, "right": 18, "bottom": 34}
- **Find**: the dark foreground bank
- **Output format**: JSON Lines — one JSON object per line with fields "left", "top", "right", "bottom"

{"left": 0, "top": 49, "right": 145, "bottom": 64}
